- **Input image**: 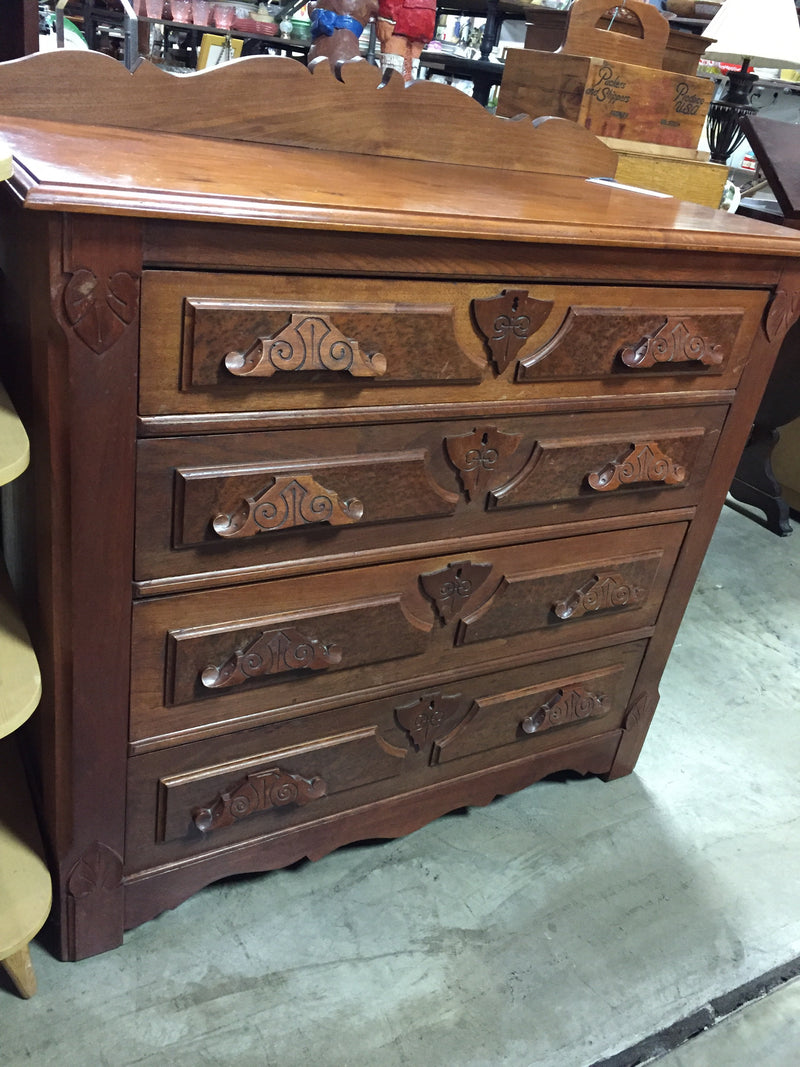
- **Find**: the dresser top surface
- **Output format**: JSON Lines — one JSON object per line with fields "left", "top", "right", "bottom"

{"left": 5, "top": 113, "right": 800, "bottom": 261}
{"left": 1, "top": 51, "right": 799, "bottom": 260}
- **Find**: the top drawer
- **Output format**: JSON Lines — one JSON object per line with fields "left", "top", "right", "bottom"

{"left": 138, "top": 273, "right": 766, "bottom": 417}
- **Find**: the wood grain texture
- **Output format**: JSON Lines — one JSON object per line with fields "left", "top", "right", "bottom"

{"left": 0, "top": 50, "right": 617, "bottom": 178}
{"left": 4, "top": 112, "right": 800, "bottom": 256}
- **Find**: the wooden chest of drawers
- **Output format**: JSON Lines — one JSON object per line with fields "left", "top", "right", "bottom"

{"left": 2, "top": 52, "right": 800, "bottom": 960}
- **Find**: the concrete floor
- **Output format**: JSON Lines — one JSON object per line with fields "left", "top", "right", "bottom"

{"left": 2, "top": 502, "right": 800, "bottom": 1066}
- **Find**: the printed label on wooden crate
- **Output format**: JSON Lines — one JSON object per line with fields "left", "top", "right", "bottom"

{"left": 581, "top": 58, "right": 713, "bottom": 149}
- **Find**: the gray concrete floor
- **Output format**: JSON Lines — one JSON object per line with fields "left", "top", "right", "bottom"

{"left": 2, "top": 502, "right": 800, "bottom": 1066}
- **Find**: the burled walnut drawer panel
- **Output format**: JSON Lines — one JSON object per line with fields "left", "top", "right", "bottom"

{"left": 138, "top": 272, "right": 766, "bottom": 415}
{"left": 129, "top": 523, "right": 684, "bottom": 746}
{"left": 125, "top": 641, "right": 646, "bottom": 871}
{"left": 135, "top": 406, "right": 723, "bottom": 588}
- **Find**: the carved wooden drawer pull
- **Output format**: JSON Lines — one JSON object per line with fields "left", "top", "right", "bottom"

{"left": 588, "top": 441, "right": 686, "bottom": 492}
{"left": 224, "top": 312, "right": 387, "bottom": 378}
{"left": 521, "top": 685, "right": 608, "bottom": 734}
{"left": 213, "top": 473, "right": 364, "bottom": 538}
{"left": 554, "top": 571, "right": 645, "bottom": 620}
{"left": 193, "top": 767, "right": 327, "bottom": 833}
{"left": 201, "top": 627, "right": 342, "bottom": 689}
{"left": 619, "top": 317, "right": 724, "bottom": 368}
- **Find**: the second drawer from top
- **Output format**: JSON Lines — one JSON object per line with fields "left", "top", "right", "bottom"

{"left": 135, "top": 406, "right": 722, "bottom": 589}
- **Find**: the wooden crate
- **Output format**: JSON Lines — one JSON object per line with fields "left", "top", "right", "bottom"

{"left": 522, "top": 6, "right": 714, "bottom": 77}
{"left": 498, "top": 0, "right": 714, "bottom": 150}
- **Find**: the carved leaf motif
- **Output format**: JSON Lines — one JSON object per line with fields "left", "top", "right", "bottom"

{"left": 201, "top": 627, "right": 342, "bottom": 689}
{"left": 472, "top": 290, "right": 554, "bottom": 373}
{"left": 619, "top": 317, "right": 724, "bottom": 369}
{"left": 395, "top": 691, "right": 471, "bottom": 752}
{"left": 420, "top": 560, "right": 493, "bottom": 623}
{"left": 193, "top": 768, "right": 327, "bottom": 833}
{"left": 66, "top": 842, "right": 124, "bottom": 900}
{"left": 521, "top": 685, "right": 608, "bottom": 734}
{"left": 445, "top": 425, "right": 524, "bottom": 499}
{"left": 588, "top": 441, "right": 686, "bottom": 492}
{"left": 554, "top": 571, "right": 645, "bottom": 620}
{"left": 224, "top": 313, "right": 387, "bottom": 377}
{"left": 765, "top": 288, "right": 800, "bottom": 343}
{"left": 623, "top": 691, "right": 657, "bottom": 733}
{"left": 63, "top": 269, "right": 138, "bottom": 355}
{"left": 213, "top": 473, "right": 364, "bottom": 538}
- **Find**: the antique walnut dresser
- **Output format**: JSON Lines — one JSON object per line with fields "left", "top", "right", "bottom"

{"left": 2, "top": 51, "right": 800, "bottom": 961}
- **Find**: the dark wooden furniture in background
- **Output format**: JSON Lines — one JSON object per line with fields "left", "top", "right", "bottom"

{"left": 731, "top": 114, "right": 800, "bottom": 534}
{"left": 1, "top": 51, "right": 800, "bottom": 961}
{"left": 419, "top": 48, "right": 503, "bottom": 105}
{"left": 0, "top": 0, "right": 39, "bottom": 62}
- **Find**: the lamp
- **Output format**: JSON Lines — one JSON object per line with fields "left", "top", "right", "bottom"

{"left": 702, "top": 0, "right": 800, "bottom": 164}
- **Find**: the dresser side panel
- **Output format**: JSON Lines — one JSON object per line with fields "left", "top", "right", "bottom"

{"left": 0, "top": 203, "right": 141, "bottom": 959}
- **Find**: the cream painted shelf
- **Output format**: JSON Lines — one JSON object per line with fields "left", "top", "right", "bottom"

{"left": 0, "top": 300, "right": 49, "bottom": 998}
{"left": 0, "top": 736, "right": 51, "bottom": 999}
{"left": 0, "top": 380, "right": 30, "bottom": 490}
{"left": 0, "top": 552, "right": 40, "bottom": 740}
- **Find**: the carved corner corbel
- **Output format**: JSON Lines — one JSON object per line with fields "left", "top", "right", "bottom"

{"left": 587, "top": 441, "right": 686, "bottom": 492}
{"left": 66, "top": 842, "right": 124, "bottom": 960}
{"left": 623, "top": 690, "right": 659, "bottom": 734}
{"left": 605, "top": 688, "right": 661, "bottom": 781}
{"left": 66, "top": 841, "right": 124, "bottom": 900}
{"left": 193, "top": 768, "right": 327, "bottom": 834}
{"left": 224, "top": 312, "right": 387, "bottom": 378}
{"left": 62, "top": 268, "right": 139, "bottom": 355}
{"left": 471, "top": 290, "right": 554, "bottom": 373}
{"left": 213, "top": 473, "right": 364, "bottom": 538}
{"left": 765, "top": 288, "right": 800, "bottom": 344}
{"left": 445, "top": 425, "right": 524, "bottom": 500}
{"left": 201, "top": 627, "right": 342, "bottom": 690}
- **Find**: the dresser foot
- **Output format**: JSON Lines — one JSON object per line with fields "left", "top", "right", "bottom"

{"left": 2, "top": 945, "right": 37, "bottom": 998}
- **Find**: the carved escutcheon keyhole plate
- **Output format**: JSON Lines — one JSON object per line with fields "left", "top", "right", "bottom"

{"left": 445, "top": 425, "right": 524, "bottom": 499}
{"left": 419, "top": 560, "right": 493, "bottom": 623}
{"left": 472, "top": 290, "right": 554, "bottom": 373}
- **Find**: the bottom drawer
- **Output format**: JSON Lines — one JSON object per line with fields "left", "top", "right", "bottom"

{"left": 125, "top": 640, "right": 646, "bottom": 873}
